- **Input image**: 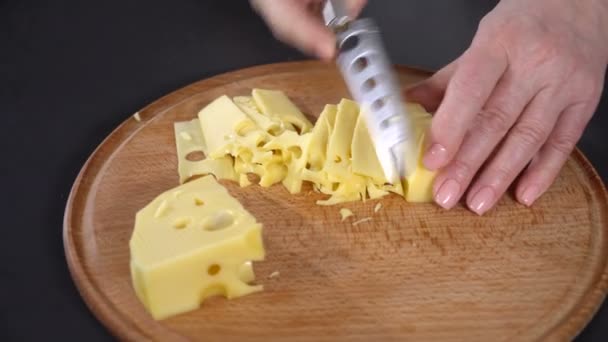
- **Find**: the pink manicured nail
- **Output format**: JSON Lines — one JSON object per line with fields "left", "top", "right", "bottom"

{"left": 423, "top": 144, "right": 448, "bottom": 170}
{"left": 520, "top": 185, "right": 539, "bottom": 207}
{"left": 468, "top": 187, "right": 495, "bottom": 215}
{"left": 434, "top": 179, "right": 461, "bottom": 209}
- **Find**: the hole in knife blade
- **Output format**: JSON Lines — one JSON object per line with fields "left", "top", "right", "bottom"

{"left": 372, "top": 97, "right": 386, "bottom": 111}
{"left": 352, "top": 57, "right": 368, "bottom": 72}
{"left": 362, "top": 78, "right": 377, "bottom": 92}
{"left": 380, "top": 115, "right": 402, "bottom": 130}
{"left": 340, "top": 35, "right": 360, "bottom": 53}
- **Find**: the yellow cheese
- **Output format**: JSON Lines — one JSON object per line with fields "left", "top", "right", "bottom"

{"left": 351, "top": 113, "right": 387, "bottom": 184}
{"left": 198, "top": 95, "right": 258, "bottom": 158}
{"left": 305, "top": 104, "right": 336, "bottom": 171}
{"left": 176, "top": 90, "right": 436, "bottom": 207}
{"left": 129, "top": 175, "right": 265, "bottom": 320}
{"left": 174, "top": 120, "right": 237, "bottom": 183}
{"left": 252, "top": 89, "right": 313, "bottom": 134}
{"left": 339, "top": 208, "right": 354, "bottom": 221}
{"left": 374, "top": 203, "right": 382, "bottom": 213}
{"left": 403, "top": 112, "right": 436, "bottom": 202}
{"left": 233, "top": 96, "right": 284, "bottom": 136}
{"left": 324, "top": 99, "right": 359, "bottom": 180}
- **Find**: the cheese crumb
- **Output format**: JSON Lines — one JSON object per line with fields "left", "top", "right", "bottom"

{"left": 180, "top": 132, "right": 192, "bottom": 141}
{"left": 340, "top": 208, "right": 354, "bottom": 221}
{"left": 352, "top": 217, "right": 372, "bottom": 226}
{"left": 374, "top": 203, "right": 382, "bottom": 213}
{"left": 268, "top": 271, "right": 280, "bottom": 279}
{"left": 133, "top": 112, "right": 142, "bottom": 122}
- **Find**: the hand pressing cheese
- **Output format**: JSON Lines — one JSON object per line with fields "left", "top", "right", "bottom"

{"left": 129, "top": 175, "right": 265, "bottom": 320}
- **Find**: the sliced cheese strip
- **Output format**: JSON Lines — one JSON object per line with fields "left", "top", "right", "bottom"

{"left": 198, "top": 95, "right": 259, "bottom": 158}
{"left": 129, "top": 175, "right": 265, "bottom": 320}
{"left": 174, "top": 120, "right": 237, "bottom": 183}
{"left": 324, "top": 99, "right": 359, "bottom": 181}
{"left": 305, "top": 104, "right": 336, "bottom": 171}
{"left": 351, "top": 112, "right": 388, "bottom": 184}
{"left": 252, "top": 89, "right": 313, "bottom": 134}
{"left": 233, "top": 96, "right": 284, "bottom": 136}
{"left": 404, "top": 112, "right": 436, "bottom": 202}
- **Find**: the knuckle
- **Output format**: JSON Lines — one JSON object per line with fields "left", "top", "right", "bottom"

{"left": 548, "top": 132, "right": 578, "bottom": 156}
{"left": 511, "top": 120, "right": 549, "bottom": 147}
{"left": 447, "top": 158, "right": 475, "bottom": 183}
{"left": 476, "top": 105, "right": 513, "bottom": 135}
{"left": 451, "top": 75, "right": 484, "bottom": 103}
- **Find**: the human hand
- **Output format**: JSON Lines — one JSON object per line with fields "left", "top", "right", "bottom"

{"left": 406, "top": 0, "right": 608, "bottom": 215}
{"left": 250, "top": 0, "right": 367, "bottom": 60}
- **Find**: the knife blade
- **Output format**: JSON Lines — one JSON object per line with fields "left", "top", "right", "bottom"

{"left": 322, "top": 0, "right": 417, "bottom": 184}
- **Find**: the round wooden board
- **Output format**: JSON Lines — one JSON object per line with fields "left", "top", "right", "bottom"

{"left": 64, "top": 61, "right": 608, "bottom": 341}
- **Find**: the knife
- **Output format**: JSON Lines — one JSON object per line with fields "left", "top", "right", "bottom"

{"left": 322, "top": 0, "right": 417, "bottom": 184}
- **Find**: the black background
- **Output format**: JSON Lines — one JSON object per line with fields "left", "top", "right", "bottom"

{"left": 1, "top": 1, "right": 606, "bottom": 340}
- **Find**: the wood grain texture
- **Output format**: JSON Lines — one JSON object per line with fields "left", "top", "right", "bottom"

{"left": 63, "top": 61, "right": 608, "bottom": 342}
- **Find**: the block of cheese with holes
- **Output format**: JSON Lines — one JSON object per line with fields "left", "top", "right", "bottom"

{"left": 129, "top": 175, "right": 265, "bottom": 320}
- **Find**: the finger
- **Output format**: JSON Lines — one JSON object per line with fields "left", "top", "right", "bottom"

{"left": 404, "top": 59, "right": 458, "bottom": 112}
{"left": 422, "top": 45, "right": 508, "bottom": 171}
{"left": 515, "top": 102, "right": 593, "bottom": 206}
{"left": 431, "top": 70, "right": 533, "bottom": 209}
{"left": 345, "top": 0, "right": 367, "bottom": 17}
{"left": 465, "top": 88, "right": 565, "bottom": 215}
{"left": 252, "top": 0, "right": 335, "bottom": 60}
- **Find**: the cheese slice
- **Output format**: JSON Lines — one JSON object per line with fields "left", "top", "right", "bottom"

{"left": 351, "top": 112, "right": 388, "bottom": 184}
{"left": 403, "top": 111, "right": 436, "bottom": 202}
{"left": 198, "top": 95, "right": 259, "bottom": 158}
{"left": 174, "top": 120, "right": 237, "bottom": 183}
{"left": 324, "top": 99, "right": 359, "bottom": 181}
{"left": 129, "top": 175, "right": 265, "bottom": 320}
{"left": 252, "top": 89, "right": 313, "bottom": 134}
{"left": 233, "top": 96, "right": 284, "bottom": 136}
{"left": 306, "top": 104, "right": 336, "bottom": 171}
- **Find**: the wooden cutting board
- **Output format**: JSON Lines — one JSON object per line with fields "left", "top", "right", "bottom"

{"left": 63, "top": 61, "right": 608, "bottom": 341}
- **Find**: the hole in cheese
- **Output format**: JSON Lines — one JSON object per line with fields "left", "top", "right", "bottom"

{"left": 334, "top": 156, "right": 342, "bottom": 163}
{"left": 256, "top": 139, "right": 267, "bottom": 148}
{"left": 207, "top": 264, "right": 221, "bottom": 276}
{"left": 202, "top": 211, "right": 235, "bottom": 231}
{"left": 185, "top": 151, "right": 205, "bottom": 161}
{"left": 200, "top": 284, "right": 226, "bottom": 300}
{"left": 194, "top": 197, "right": 205, "bottom": 206}
{"left": 173, "top": 217, "right": 192, "bottom": 229}
{"left": 247, "top": 173, "right": 261, "bottom": 184}
{"left": 332, "top": 182, "right": 340, "bottom": 191}
{"left": 288, "top": 146, "right": 302, "bottom": 159}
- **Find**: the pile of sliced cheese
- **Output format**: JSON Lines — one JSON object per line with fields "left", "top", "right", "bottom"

{"left": 129, "top": 88, "right": 437, "bottom": 321}
{"left": 174, "top": 88, "right": 436, "bottom": 204}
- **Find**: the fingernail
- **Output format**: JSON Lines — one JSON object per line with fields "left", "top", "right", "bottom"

{"left": 423, "top": 144, "right": 448, "bottom": 170}
{"left": 434, "top": 179, "right": 461, "bottom": 209}
{"left": 468, "top": 186, "right": 495, "bottom": 216}
{"left": 520, "top": 185, "right": 539, "bottom": 207}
